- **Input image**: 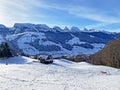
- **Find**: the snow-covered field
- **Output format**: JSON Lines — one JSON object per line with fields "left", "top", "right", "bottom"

{"left": 0, "top": 56, "right": 120, "bottom": 90}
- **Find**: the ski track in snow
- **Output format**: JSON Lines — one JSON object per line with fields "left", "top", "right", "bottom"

{"left": 0, "top": 56, "right": 120, "bottom": 90}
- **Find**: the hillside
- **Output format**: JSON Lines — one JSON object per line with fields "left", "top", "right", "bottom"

{"left": 0, "top": 56, "right": 120, "bottom": 90}
{"left": 0, "top": 23, "right": 120, "bottom": 56}
{"left": 90, "top": 39, "right": 120, "bottom": 68}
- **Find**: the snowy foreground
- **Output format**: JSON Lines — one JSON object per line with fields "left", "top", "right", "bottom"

{"left": 0, "top": 56, "right": 120, "bottom": 90}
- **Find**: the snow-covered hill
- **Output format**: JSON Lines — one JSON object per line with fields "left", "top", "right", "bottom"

{"left": 0, "top": 56, "right": 120, "bottom": 90}
{"left": 0, "top": 23, "right": 120, "bottom": 56}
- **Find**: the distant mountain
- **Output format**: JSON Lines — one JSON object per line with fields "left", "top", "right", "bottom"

{"left": 0, "top": 23, "right": 120, "bottom": 56}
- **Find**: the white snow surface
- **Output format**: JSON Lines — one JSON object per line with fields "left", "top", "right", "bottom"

{"left": 4, "top": 31, "right": 106, "bottom": 56}
{"left": 71, "top": 43, "right": 105, "bottom": 55}
{"left": 66, "top": 35, "right": 86, "bottom": 45}
{"left": 0, "top": 35, "right": 5, "bottom": 44}
{"left": 0, "top": 56, "right": 119, "bottom": 90}
{"left": 17, "top": 32, "right": 46, "bottom": 55}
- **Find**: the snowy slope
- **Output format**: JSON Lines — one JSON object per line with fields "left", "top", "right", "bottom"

{"left": 6, "top": 31, "right": 106, "bottom": 56}
{"left": 0, "top": 35, "right": 5, "bottom": 44}
{"left": 0, "top": 56, "right": 120, "bottom": 90}
{"left": 66, "top": 34, "right": 84, "bottom": 45}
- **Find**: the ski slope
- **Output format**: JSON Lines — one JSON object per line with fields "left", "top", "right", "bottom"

{"left": 0, "top": 56, "right": 120, "bottom": 90}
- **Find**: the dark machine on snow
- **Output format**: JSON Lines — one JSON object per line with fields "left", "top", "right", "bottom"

{"left": 38, "top": 55, "right": 53, "bottom": 64}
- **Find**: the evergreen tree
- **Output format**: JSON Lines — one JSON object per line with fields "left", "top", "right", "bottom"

{"left": 0, "top": 42, "right": 12, "bottom": 58}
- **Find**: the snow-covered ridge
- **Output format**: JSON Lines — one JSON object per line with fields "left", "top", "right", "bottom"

{"left": 0, "top": 24, "right": 6, "bottom": 28}
{"left": 13, "top": 23, "right": 50, "bottom": 32}
{"left": 12, "top": 23, "right": 112, "bottom": 33}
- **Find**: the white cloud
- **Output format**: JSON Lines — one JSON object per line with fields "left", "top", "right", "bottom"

{"left": 0, "top": 0, "right": 120, "bottom": 29}
{"left": 85, "top": 23, "right": 111, "bottom": 29}
{"left": 32, "top": 1, "right": 120, "bottom": 24}
{"left": 110, "top": 28, "right": 120, "bottom": 32}
{"left": 67, "top": 6, "right": 120, "bottom": 23}
{"left": 0, "top": 0, "right": 45, "bottom": 26}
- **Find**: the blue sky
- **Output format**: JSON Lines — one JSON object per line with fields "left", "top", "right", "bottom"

{"left": 0, "top": 0, "right": 120, "bottom": 32}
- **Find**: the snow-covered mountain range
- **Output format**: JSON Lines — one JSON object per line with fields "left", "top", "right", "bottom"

{"left": 0, "top": 23, "right": 120, "bottom": 56}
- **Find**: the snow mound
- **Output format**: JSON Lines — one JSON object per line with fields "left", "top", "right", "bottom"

{"left": 0, "top": 56, "right": 33, "bottom": 64}
{"left": 52, "top": 59, "right": 75, "bottom": 67}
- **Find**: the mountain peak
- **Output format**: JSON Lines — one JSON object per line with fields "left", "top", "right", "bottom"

{"left": 53, "top": 26, "right": 63, "bottom": 32}
{"left": 64, "top": 26, "right": 70, "bottom": 32}
{"left": 71, "top": 26, "right": 81, "bottom": 32}
{"left": 0, "top": 24, "right": 6, "bottom": 28}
